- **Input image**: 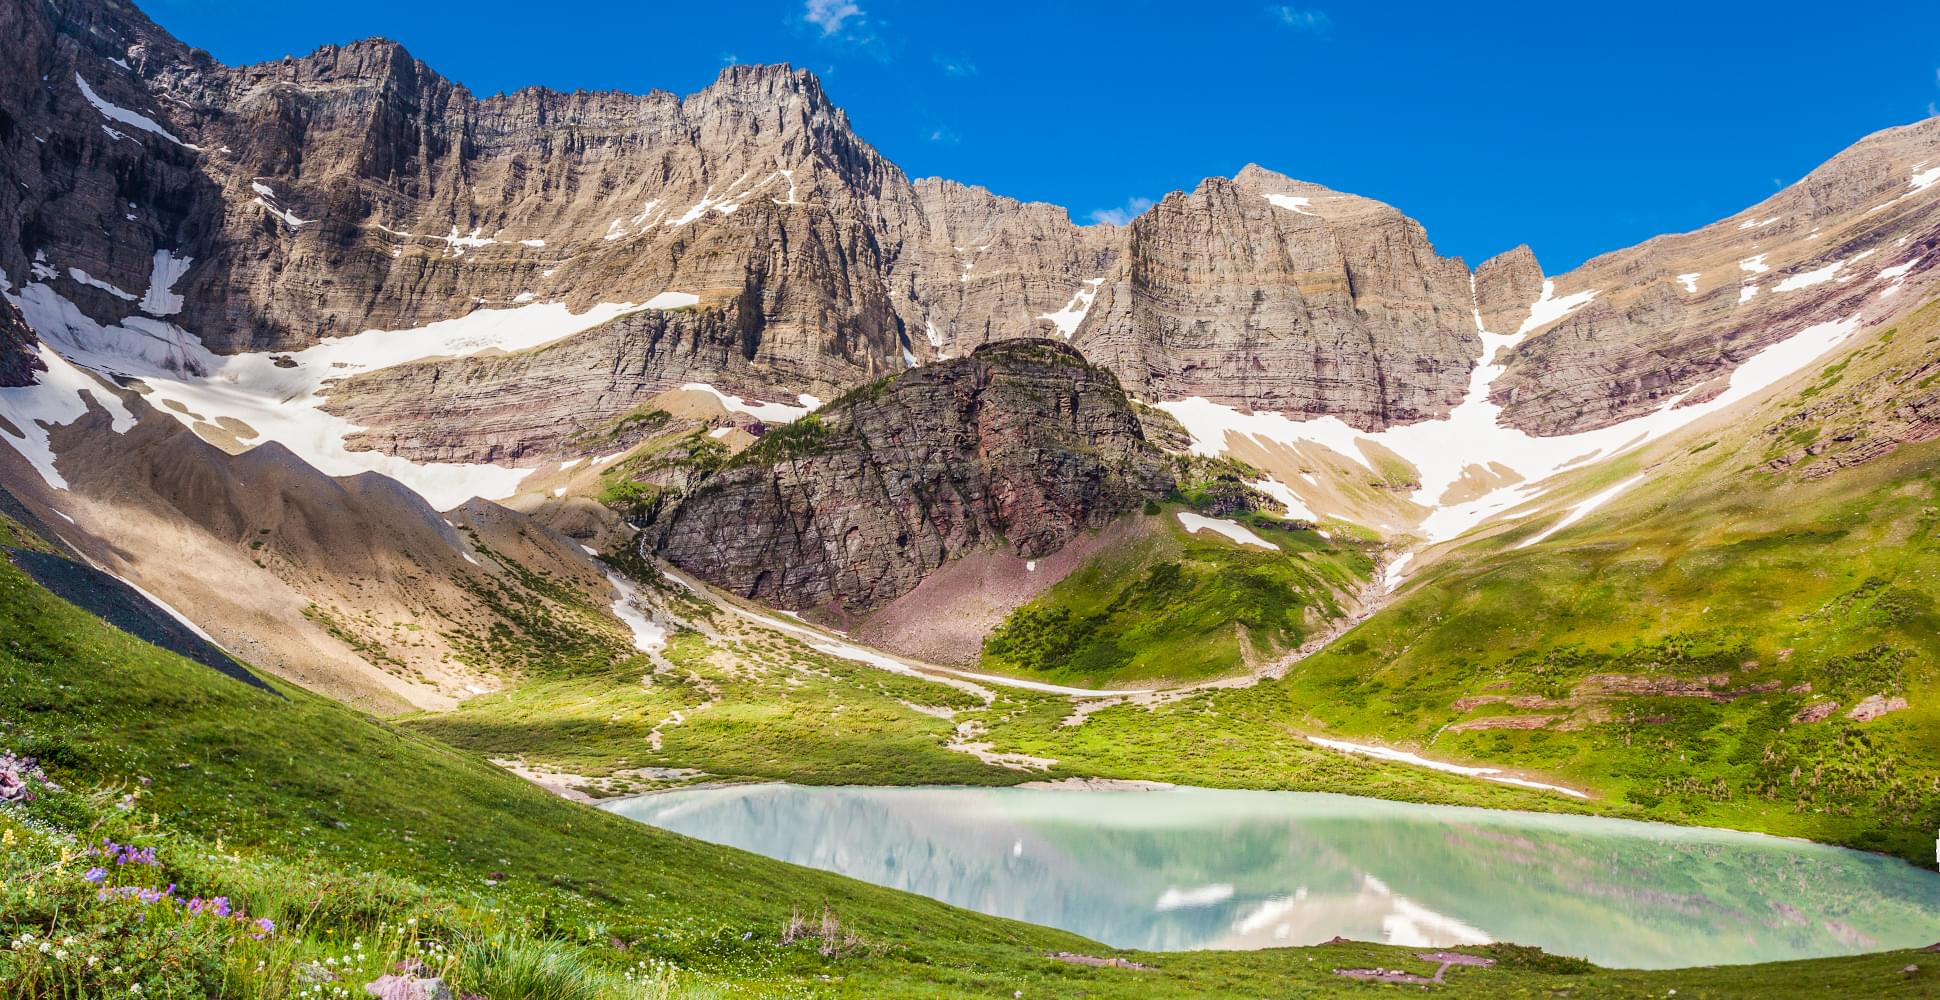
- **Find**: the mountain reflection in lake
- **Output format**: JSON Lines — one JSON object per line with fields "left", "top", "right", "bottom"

{"left": 605, "top": 783, "right": 1940, "bottom": 968}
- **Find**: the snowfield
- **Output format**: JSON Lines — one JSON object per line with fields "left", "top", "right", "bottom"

{"left": 4, "top": 275, "right": 670, "bottom": 508}
{"left": 1159, "top": 277, "right": 1865, "bottom": 561}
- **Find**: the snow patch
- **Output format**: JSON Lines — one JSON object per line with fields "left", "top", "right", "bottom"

{"left": 1307, "top": 736, "right": 1587, "bottom": 798}
{"left": 1382, "top": 551, "right": 1415, "bottom": 591}
{"left": 74, "top": 73, "right": 193, "bottom": 147}
{"left": 1912, "top": 162, "right": 1940, "bottom": 193}
{"left": 66, "top": 268, "right": 136, "bottom": 302}
{"left": 1038, "top": 278, "right": 1103, "bottom": 339}
{"left": 1249, "top": 477, "right": 1315, "bottom": 520}
{"left": 1265, "top": 193, "right": 1314, "bottom": 215}
{"left": 250, "top": 191, "right": 310, "bottom": 229}
{"left": 1738, "top": 254, "right": 1769, "bottom": 275}
{"left": 607, "top": 571, "right": 667, "bottom": 652}
{"left": 1876, "top": 255, "right": 1925, "bottom": 298}
{"left": 1176, "top": 512, "right": 1278, "bottom": 550}
{"left": 1676, "top": 273, "right": 1700, "bottom": 294}
{"left": 1516, "top": 280, "right": 1597, "bottom": 336}
{"left": 679, "top": 384, "right": 818, "bottom": 424}
{"left": 641, "top": 291, "right": 699, "bottom": 310}
{"left": 139, "top": 251, "right": 193, "bottom": 317}
{"left": 0, "top": 344, "right": 137, "bottom": 489}
{"left": 1773, "top": 251, "right": 1873, "bottom": 293}
{"left": 1515, "top": 474, "right": 1645, "bottom": 549}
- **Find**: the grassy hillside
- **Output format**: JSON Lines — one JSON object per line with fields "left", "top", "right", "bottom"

{"left": 976, "top": 504, "right": 1374, "bottom": 686}
{"left": 11, "top": 509, "right": 1940, "bottom": 995}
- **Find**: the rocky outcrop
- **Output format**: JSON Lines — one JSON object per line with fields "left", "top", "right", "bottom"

{"left": 1493, "top": 117, "right": 1940, "bottom": 434}
{"left": 1761, "top": 327, "right": 1940, "bottom": 478}
{"left": 1473, "top": 245, "right": 1544, "bottom": 336}
{"left": 653, "top": 340, "right": 1173, "bottom": 612}
{"left": 1075, "top": 166, "right": 1480, "bottom": 430}
{"left": 1846, "top": 694, "right": 1909, "bottom": 722}
{"left": 0, "top": 298, "right": 40, "bottom": 386}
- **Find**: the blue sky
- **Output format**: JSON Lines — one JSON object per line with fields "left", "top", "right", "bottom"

{"left": 145, "top": 0, "right": 1940, "bottom": 271}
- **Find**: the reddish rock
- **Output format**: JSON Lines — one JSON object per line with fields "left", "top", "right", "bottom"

{"left": 654, "top": 341, "right": 1172, "bottom": 612}
{"left": 1792, "top": 701, "right": 1841, "bottom": 725}
{"left": 1846, "top": 694, "right": 1910, "bottom": 723}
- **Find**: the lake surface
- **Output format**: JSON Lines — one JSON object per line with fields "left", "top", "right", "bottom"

{"left": 605, "top": 783, "right": 1940, "bottom": 968}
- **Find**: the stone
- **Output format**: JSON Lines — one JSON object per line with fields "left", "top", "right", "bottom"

{"left": 653, "top": 340, "right": 1173, "bottom": 612}
{"left": 1846, "top": 694, "right": 1910, "bottom": 723}
{"left": 1792, "top": 701, "right": 1841, "bottom": 725}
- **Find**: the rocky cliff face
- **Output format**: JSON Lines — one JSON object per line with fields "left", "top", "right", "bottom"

{"left": 1493, "top": 118, "right": 1940, "bottom": 434}
{"left": 653, "top": 340, "right": 1173, "bottom": 612}
{"left": 903, "top": 178, "right": 1118, "bottom": 353}
{"left": 6, "top": 0, "right": 1940, "bottom": 493}
{"left": 1473, "top": 245, "right": 1544, "bottom": 336}
{"left": 1074, "top": 166, "right": 1480, "bottom": 430}
{"left": 0, "top": 0, "right": 1514, "bottom": 465}
{"left": 0, "top": 297, "right": 39, "bottom": 387}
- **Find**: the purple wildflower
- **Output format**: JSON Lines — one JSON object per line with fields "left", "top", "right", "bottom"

{"left": 93, "top": 839, "right": 159, "bottom": 867}
{"left": 251, "top": 917, "right": 275, "bottom": 940}
{"left": 83, "top": 867, "right": 108, "bottom": 884}
{"left": 210, "top": 896, "right": 231, "bottom": 918}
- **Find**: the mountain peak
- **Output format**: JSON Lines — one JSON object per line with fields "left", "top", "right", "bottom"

{"left": 703, "top": 62, "right": 832, "bottom": 110}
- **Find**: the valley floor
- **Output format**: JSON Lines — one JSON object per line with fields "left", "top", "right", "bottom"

{"left": 417, "top": 304, "right": 1940, "bottom": 879}
{"left": 6, "top": 499, "right": 1940, "bottom": 996}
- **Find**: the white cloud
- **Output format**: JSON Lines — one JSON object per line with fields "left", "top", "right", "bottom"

{"left": 1266, "top": 6, "right": 1332, "bottom": 35}
{"left": 934, "top": 55, "right": 977, "bottom": 77}
{"left": 805, "top": 0, "right": 863, "bottom": 36}
{"left": 928, "top": 127, "right": 961, "bottom": 144}
{"left": 1089, "top": 196, "right": 1155, "bottom": 227}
